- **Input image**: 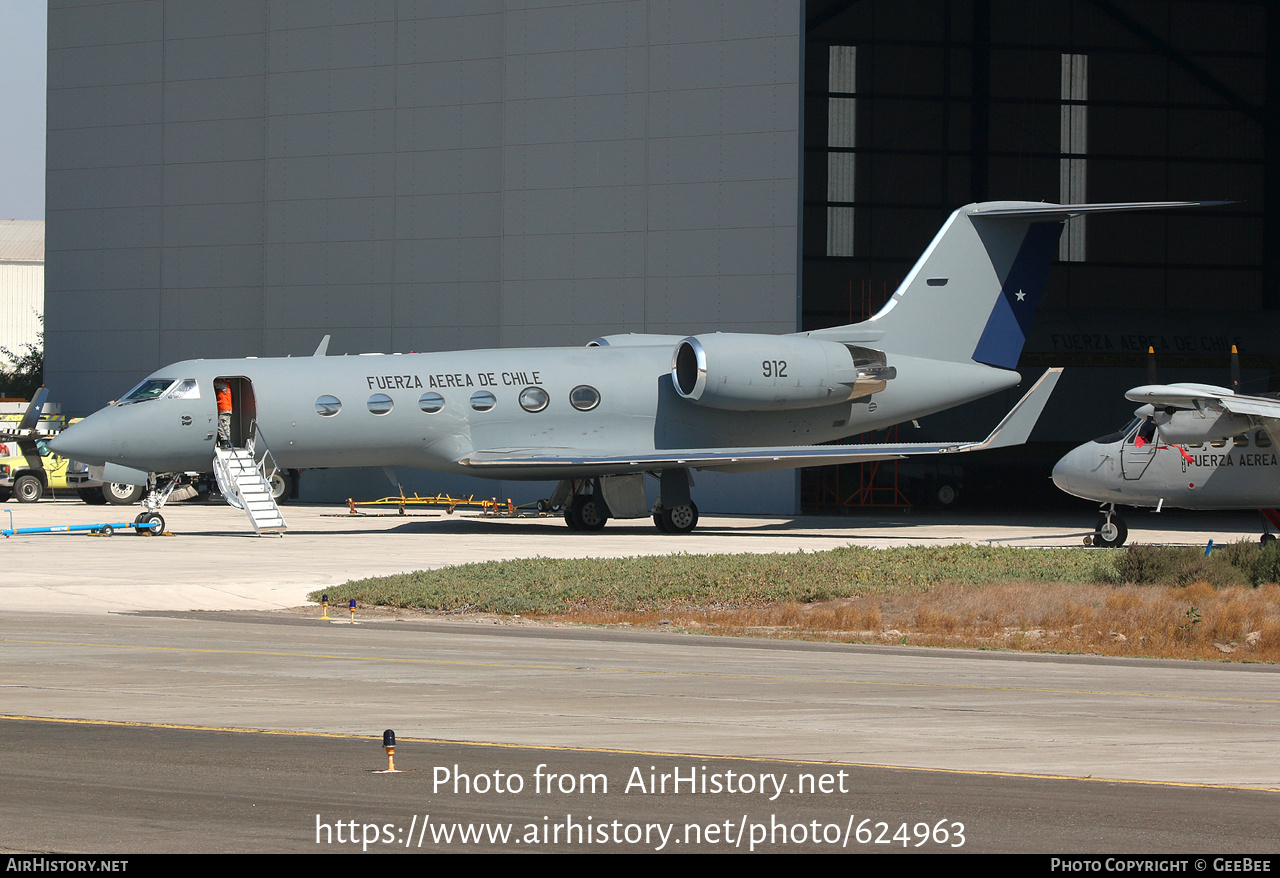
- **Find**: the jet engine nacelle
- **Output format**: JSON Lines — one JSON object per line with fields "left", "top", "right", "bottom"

{"left": 671, "top": 333, "right": 895, "bottom": 412}
{"left": 1142, "top": 405, "right": 1253, "bottom": 445}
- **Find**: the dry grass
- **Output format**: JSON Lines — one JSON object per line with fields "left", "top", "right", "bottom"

{"left": 537, "top": 581, "right": 1280, "bottom": 662}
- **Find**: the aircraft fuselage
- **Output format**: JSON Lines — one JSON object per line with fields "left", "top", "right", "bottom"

{"left": 58, "top": 342, "right": 1019, "bottom": 481}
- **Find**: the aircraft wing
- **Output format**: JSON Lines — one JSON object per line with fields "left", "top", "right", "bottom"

{"left": 1126, "top": 383, "right": 1280, "bottom": 419}
{"left": 460, "top": 369, "right": 1061, "bottom": 474}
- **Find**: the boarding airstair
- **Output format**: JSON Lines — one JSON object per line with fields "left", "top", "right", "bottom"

{"left": 212, "top": 421, "right": 287, "bottom": 535}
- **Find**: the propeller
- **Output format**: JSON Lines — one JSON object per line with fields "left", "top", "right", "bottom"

{"left": 1231, "top": 344, "right": 1241, "bottom": 393}
{"left": 1147, "top": 346, "right": 1157, "bottom": 385}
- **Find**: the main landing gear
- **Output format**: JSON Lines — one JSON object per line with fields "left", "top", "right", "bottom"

{"left": 653, "top": 502, "right": 698, "bottom": 534}
{"left": 554, "top": 470, "right": 701, "bottom": 534}
{"left": 1091, "top": 504, "right": 1128, "bottom": 547}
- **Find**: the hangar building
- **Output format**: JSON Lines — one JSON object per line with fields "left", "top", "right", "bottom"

{"left": 45, "top": 1, "right": 1274, "bottom": 512}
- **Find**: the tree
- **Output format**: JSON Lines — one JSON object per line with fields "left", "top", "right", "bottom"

{"left": 0, "top": 323, "right": 43, "bottom": 400}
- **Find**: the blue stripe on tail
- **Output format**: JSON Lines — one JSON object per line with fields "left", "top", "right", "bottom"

{"left": 971, "top": 221, "right": 1063, "bottom": 369}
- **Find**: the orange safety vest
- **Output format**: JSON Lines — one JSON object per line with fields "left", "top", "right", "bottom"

{"left": 216, "top": 385, "right": 233, "bottom": 413}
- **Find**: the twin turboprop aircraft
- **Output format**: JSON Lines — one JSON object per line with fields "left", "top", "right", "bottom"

{"left": 1052, "top": 347, "right": 1280, "bottom": 546}
{"left": 52, "top": 200, "right": 1201, "bottom": 534}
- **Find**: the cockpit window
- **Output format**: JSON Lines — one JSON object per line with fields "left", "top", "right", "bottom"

{"left": 165, "top": 379, "right": 200, "bottom": 400}
{"left": 119, "top": 379, "right": 176, "bottom": 403}
{"left": 1093, "top": 417, "right": 1141, "bottom": 445}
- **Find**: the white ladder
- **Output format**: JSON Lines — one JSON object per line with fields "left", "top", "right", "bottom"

{"left": 212, "top": 425, "right": 287, "bottom": 534}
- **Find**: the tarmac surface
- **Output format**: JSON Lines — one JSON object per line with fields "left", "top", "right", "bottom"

{"left": 1, "top": 499, "right": 1277, "bottom": 853}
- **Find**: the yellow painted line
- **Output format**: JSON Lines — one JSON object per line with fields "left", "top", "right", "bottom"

{"left": 1, "top": 714, "right": 1274, "bottom": 793}
{"left": 4, "top": 637, "right": 1279, "bottom": 703}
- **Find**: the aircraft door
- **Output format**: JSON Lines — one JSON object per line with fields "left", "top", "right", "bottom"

{"left": 1121, "top": 418, "right": 1157, "bottom": 480}
{"left": 214, "top": 377, "right": 257, "bottom": 448}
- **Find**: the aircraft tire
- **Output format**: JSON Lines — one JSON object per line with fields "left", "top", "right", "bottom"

{"left": 134, "top": 512, "right": 164, "bottom": 535}
{"left": 1093, "top": 515, "right": 1127, "bottom": 548}
{"left": 653, "top": 512, "right": 671, "bottom": 533}
{"left": 1260, "top": 533, "right": 1276, "bottom": 546}
{"left": 104, "top": 482, "right": 145, "bottom": 505}
{"left": 14, "top": 474, "right": 42, "bottom": 503}
{"left": 79, "top": 488, "right": 108, "bottom": 505}
{"left": 660, "top": 502, "right": 699, "bottom": 534}
{"left": 569, "top": 497, "right": 609, "bottom": 531}
{"left": 563, "top": 507, "right": 580, "bottom": 530}
{"left": 268, "top": 470, "right": 292, "bottom": 504}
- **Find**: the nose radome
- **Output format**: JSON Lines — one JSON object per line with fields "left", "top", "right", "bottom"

{"left": 48, "top": 412, "right": 116, "bottom": 466}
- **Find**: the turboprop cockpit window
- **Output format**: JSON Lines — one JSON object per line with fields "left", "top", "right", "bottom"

{"left": 119, "top": 379, "right": 176, "bottom": 403}
{"left": 165, "top": 379, "right": 200, "bottom": 400}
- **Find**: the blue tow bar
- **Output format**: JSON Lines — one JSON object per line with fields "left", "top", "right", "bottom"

{"left": 2, "top": 510, "right": 161, "bottom": 538}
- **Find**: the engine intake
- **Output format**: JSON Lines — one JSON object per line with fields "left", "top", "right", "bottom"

{"left": 671, "top": 334, "right": 894, "bottom": 411}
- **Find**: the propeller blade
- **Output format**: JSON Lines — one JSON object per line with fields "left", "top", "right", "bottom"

{"left": 1231, "top": 345, "right": 1241, "bottom": 393}
{"left": 1147, "top": 346, "right": 1157, "bottom": 385}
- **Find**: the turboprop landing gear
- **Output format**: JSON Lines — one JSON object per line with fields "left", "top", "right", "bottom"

{"left": 1092, "top": 505, "right": 1127, "bottom": 547}
{"left": 1258, "top": 510, "right": 1280, "bottom": 546}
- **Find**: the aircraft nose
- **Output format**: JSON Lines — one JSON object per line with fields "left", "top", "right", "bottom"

{"left": 49, "top": 410, "right": 118, "bottom": 466}
{"left": 1051, "top": 443, "right": 1100, "bottom": 500}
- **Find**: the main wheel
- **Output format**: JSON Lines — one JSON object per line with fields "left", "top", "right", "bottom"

{"left": 564, "top": 507, "right": 581, "bottom": 530}
{"left": 1093, "top": 515, "right": 1128, "bottom": 548}
{"left": 660, "top": 502, "right": 699, "bottom": 534}
{"left": 104, "top": 482, "right": 145, "bottom": 505}
{"left": 14, "top": 474, "right": 42, "bottom": 503}
{"left": 268, "top": 470, "right": 292, "bottom": 504}
{"left": 653, "top": 511, "right": 671, "bottom": 533}
{"left": 568, "top": 497, "right": 608, "bottom": 531}
{"left": 935, "top": 482, "right": 958, "bottom": 507}
{"left": 79, "top": 488, "right": 108, "bottom": 505}
{"left": 134, "top": 511, "right": 164, "bottom": 535}
{"left": 1261, "top": 533, "right": 1276, "bottom": 546}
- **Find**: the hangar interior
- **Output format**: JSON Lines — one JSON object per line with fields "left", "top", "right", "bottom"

{"left": 44, "top": 0, "right": 1273, "bottom": 513}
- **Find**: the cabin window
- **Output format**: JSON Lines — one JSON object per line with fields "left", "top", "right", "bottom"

{"left": 1210, "top": 438, "right": 1227, "bottom": 448}
{"left": 315, "top": 395, "right": 342, "bottom": 417}
{"left": 1257, "top": 430, "right": 1272, "bottom": 448}
{"left": 519, "top": 386, "right": 549, "bottom": 413}
{"left": 120, "top": 379, "right": 175, "bottom": 403}
{"left": 1233, "top": 433, "right": 1249, "bottom": 448}
{"left": 570, "top": 385, "right": 600, "bottom": 412}
{"left": 418, "top": 392, "right": 445, "bottom": 414}
{"left": 470, "top": 391, "right": 496, "bottom": 412}
{"left": 367, "top": 394, "right": 394, "bottom": 415}
{"left": 165, "top": 379, "right": 200, "bottom": 400}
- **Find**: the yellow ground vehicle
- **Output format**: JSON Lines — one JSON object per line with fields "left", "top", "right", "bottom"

{"left": 0, "top": 436, "right": 73, "bottom": 502}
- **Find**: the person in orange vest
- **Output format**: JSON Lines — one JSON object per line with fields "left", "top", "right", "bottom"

{"left": 215, "top": 380, "right": 233, "bottom": 449}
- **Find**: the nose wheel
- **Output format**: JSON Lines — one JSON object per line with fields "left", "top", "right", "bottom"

{"left": 133, "top": 511, "right": 164, "bottom": 535}
{"left": 1092, "top": 509, "right": 1127, "bottom": 548}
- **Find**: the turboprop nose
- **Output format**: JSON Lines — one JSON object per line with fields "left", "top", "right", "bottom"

{"left": 48, "top": 409, "right": 119, "bottom": 466}
{"left": 1052, "top": 443, "right": 1101, "bottom": 500}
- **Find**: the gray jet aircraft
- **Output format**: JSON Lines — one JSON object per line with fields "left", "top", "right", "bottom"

{"left": 52, "top": 200, "right": 1201, "bottom": 534}
{"left": 1053, "top": 347, "right": 1280, "bottom": 546}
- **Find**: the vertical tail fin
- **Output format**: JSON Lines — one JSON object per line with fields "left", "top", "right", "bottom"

{"left": 814, "top": 201, "right": 1214, "bottom": 368}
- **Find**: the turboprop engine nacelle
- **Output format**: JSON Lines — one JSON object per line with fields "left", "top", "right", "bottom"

{"left": 671, "top": 333, "right": 895, "bottom": 412}
{"left": 1137, "top": 404, "right": 1254, "bottom": 445}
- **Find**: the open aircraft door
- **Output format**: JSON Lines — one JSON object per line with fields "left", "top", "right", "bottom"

{"left": 1121, "top": 419, "right": 1157, "bottom": 480}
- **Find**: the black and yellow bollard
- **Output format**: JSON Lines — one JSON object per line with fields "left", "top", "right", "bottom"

{"left": 383, "top": 729, "right": 396, "bottom": 772}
